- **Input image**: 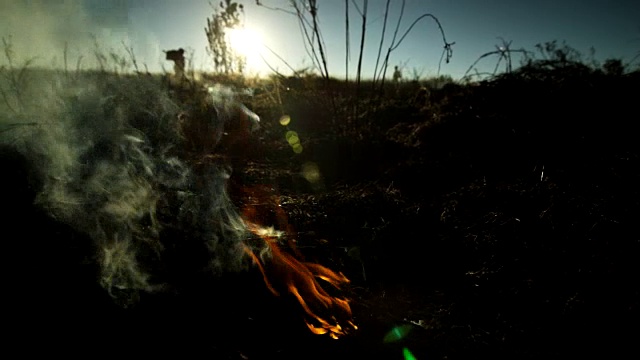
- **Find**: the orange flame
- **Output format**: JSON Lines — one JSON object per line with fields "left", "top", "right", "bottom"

{"left": 239, "top": 186, "right": 357, "bottom": 339}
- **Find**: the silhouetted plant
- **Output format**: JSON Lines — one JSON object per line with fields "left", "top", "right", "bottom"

{"left": 462, "top": 38, "right": 532, "bottom": 82}
{"left": 0, "top": 36, "right": 36, "bottom": 114}
{"left": 602, "top": 58, "right": 625, "bottom": 76}
{"left": 256, "top": 0, "right": 453, "bottom": 135}
{"left": 373, "top": 3, "right": 454, "bottom": 94}
{"left": 206, "top": 0, "right": 246, "bottom": 74}
{"left": 534, "top": 40, "right": 582, "bottom": 63}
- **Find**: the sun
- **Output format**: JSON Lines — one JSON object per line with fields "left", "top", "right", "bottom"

{"left": 227, "top": 27, "right": 265, "bottom": 72}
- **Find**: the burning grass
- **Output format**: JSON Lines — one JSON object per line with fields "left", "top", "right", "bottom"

{"left": 0, "top": 65, "right": 357, "bottom": 348}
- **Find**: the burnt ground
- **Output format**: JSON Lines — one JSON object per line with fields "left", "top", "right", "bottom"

{"left": 3, "top": 63, "right": 640, "bottom": 359}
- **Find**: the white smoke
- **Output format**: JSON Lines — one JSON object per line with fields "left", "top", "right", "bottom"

{"left": 0, "top": 68, "right": 265, "bottom": 306}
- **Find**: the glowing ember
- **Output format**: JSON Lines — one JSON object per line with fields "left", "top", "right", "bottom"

{"left": 240, "top": 188, "right": 357, "bottom": 339}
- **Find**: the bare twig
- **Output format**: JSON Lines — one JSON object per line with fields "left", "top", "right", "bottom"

{"left": 345, "top": 0, "right": 350, "bottom": 81}
{"left": 259, "top": 53, "right": 287, "bottom": 78}
{"left": 1, "top": 36, "right": 37, "bottom": 112}
{"left": 308, "top": 0, "right": 330, "bottom": 80}
{"left": 372, "top": 0, "right": 391, "bottom": 89}
{"left": 376, "top": 0, "right": 405, "bottom": 91}
{"left": 63, "top": 41, "right": 69, "bottom": 78}
{"left": 122, "top": 41, "right": 140, "bottom": 74}
{"left": 291, "top": 1, "right": 325, "bottom": 77}
{"left": 355, "top": 0, "right": 368, "bottom": 89}
{"left": 255, "top": 0, "right": 297, "bottom": 15}
{"left": 91, "top": 34, "right": 107, "bottom": 73}
{"left": 462, "top": 40, "right": 532, "bottom": 81}
{"left": 262, "top": 44, "right": 299, "bottom": 75}
{"left": 378, "top": 12, "right": 453, "bottom": 92}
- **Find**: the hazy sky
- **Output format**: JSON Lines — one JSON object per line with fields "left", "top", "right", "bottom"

{"left": 2, "top": 0, "right": 639, "bottom": 79}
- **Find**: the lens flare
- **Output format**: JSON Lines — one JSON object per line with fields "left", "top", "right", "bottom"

{"left": 292, "top": 143, "right": 303, "bottom": 154}
{"left": 285, "top": 130, "right": 299, "bottom": 145}
{"left": 301, "top": 162, "right": 321, "bottom": 183}
{"left": 279, "top": 115, "right": 291, "bottom": 126}
{"left": 403, "top": 347, "right": 417, "bottom": 360}
{"left": 383, "top": 324, "right": 412, "bottom": 343}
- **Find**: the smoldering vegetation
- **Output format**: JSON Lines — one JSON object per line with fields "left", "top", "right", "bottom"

{"left": 0, "top": 66, "right": 355, "bottom": 357}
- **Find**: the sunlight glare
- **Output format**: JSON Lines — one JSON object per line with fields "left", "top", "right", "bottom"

{"left": 227, "top": 27, "right": 264, "bottom": 73}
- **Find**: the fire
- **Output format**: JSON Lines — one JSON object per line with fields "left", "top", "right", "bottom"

{"left": 176, "top": 86, "right": 354, "bottom": 338}
{"left": 239, "top": 187, "right": 357, "bottom": 339}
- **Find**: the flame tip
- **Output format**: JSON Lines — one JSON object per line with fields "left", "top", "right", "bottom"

{"left": 242, "top": 197, "right": 356, "bottom": 340}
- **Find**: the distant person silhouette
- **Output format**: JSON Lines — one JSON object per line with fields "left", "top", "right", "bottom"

{"left": 393, "top": 65, "right": 402, "bottom": 83}
{"left": 165, "top": 48, "right": 185, "bottom": 78}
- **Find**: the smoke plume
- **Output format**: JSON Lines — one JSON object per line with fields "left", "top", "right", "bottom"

{"left": 0, "top": 68, "right": 263, "bottom": 306}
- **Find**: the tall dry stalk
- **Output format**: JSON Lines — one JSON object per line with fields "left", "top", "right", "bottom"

{"left": 353, "top": 0, "right": 368, "bottom": 91}
{"left": 372, "top": 0, "right": 391, "bottom": 90}
{"left": 377, "top": 10, "right": 454, "bottom": 93}
{"left": 345, "top": 0, "right": 350, "bottom": 81}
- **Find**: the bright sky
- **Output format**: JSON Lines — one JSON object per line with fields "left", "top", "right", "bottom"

{"left": 1, "top": 0, "right": 639, "bottom": 80}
